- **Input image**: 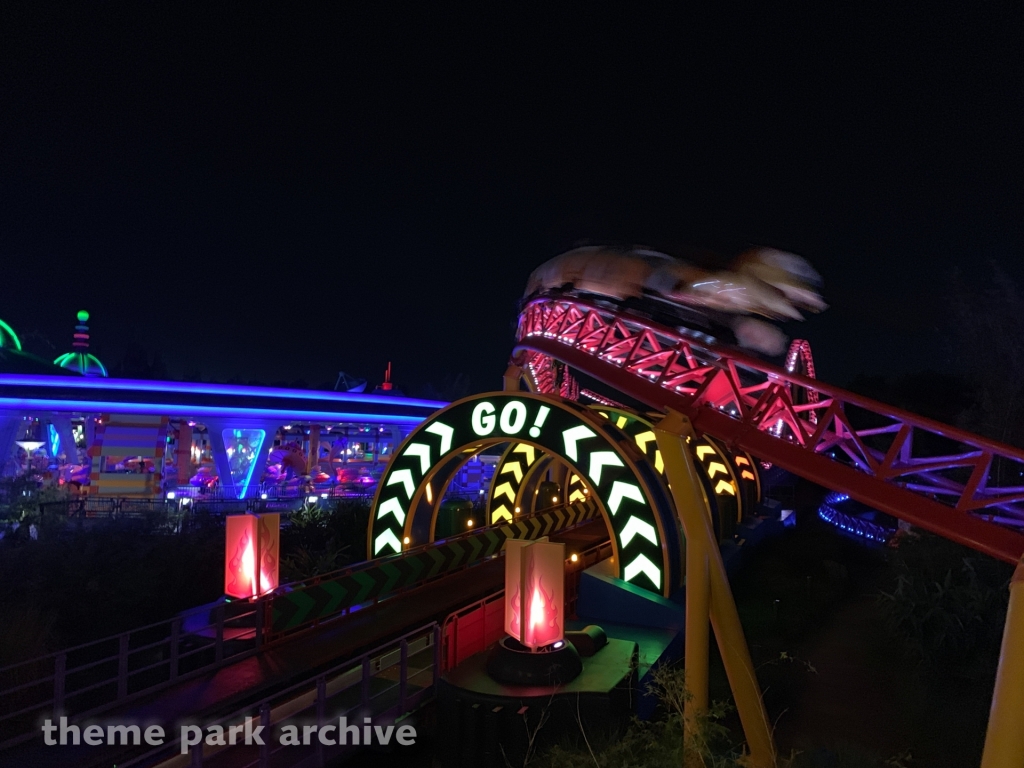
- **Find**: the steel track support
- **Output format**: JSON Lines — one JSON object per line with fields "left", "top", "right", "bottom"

{"left": 981, "top": 557, "right": 1024, "bottom": 768}
{"left": 655, "top": 409, "right": 775, "bottom": 768}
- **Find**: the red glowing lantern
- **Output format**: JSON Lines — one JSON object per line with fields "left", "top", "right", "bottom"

{"left": 224, "top": 513, "right": 280, "bottom": 598}
{"left": 504, "top": 538, "right": 565, "bottom": 650}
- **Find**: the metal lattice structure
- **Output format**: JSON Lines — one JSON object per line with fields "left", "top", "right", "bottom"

{"left": 515, "top": 295, "right": 1024, "bottom": 563}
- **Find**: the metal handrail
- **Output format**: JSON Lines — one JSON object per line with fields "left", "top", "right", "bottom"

{"left": 0, "top": 602, "right": 263, "bottom": 748}
{"left": 117, "top": 623, "right": 439, "bottom": 768}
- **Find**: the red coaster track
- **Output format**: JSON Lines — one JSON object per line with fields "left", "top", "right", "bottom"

{"left": 514, "top": 295, "right": 1024, "bottom": 564}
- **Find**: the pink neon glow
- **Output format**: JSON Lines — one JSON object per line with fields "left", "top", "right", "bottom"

{"left": 518, "top": 556, "right": 560, "bottom": 647}
{"left": 226, "top": 521, "right": 277, "bottom": 597}
{"left": 516, "top": 295, "right": 1024, "bottom": 562}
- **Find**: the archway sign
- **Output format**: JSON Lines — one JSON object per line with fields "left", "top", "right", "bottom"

{"left": 368, "top": 392, "right": 679, "bottom": 594}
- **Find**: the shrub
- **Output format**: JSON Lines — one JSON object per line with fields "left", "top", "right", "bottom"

{"left": 879, "top": 532, "right": 1011, "bottom": 668}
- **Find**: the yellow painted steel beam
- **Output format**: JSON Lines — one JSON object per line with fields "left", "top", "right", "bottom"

{"left": 981, "top": 558, "right": 1024, "bottom": 768}
{"left": 655, "top": 409, "right": 775, "bottom": 768}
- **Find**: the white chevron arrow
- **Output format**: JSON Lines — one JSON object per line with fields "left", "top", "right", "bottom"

{"left": 562, "top": 425, "right": 597, "bottom": 461}
{"left": 494, "top": 482, "right": 516, "bottom": 502}
{"left": 707, "top": 461, "right": 728, "bottom": 478}
{"left": 620, "top": 515, "right": 657, "bottom": 547}
{"left": 634, "top": 430, "right": 656, "bottom": 453}
{"left": 404, "top": 442, "right": 431, "bottom": 474}
{"left": 623, "top": 553, "right": 661, "bottom": 589}
{"left": 425, "top": 422, "right": 454, "bottom": 454}
{"left": 377, "top": 497, "right": 406, "bottom": 525}
{"left": 513, "top": 443, "right": 536, "bottom": 464}
{"left": 607, "top": 480, "right": 644, "bottom": 515}
{"left": 588, "top": 450, "right": 624, "bottom": 484}
{"left": 387, "top": 469, "right": 415, "bottom": 498}
{"left": 696, "top": 445, "right": 715, "bottom": 460}
{"left": 374, "top": 528, "right": 403, "bottom": 556}
{"left": 501, "top": 461, "right": 523, "bottom": 483}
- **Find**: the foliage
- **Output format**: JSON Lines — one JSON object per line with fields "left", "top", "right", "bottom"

{"left": 878, "top": 532, "right": 1010, "bottom": 668}
{"left": 0, "top": 525, "right": 224, "bottom": 666}
{"left": 531, "top": 662, "right": 906, "bottom": 768}
{"left": 279, "top": 498, "right": 370, "bottom": 581}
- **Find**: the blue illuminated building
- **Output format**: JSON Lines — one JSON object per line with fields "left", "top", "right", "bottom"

{"left": 0, "top": 312, "right": 445, "bottom": 499}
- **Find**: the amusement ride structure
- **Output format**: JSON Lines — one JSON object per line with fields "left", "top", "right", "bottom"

{"left": 4, "top": 251, "right": 1024, "bottom": 768}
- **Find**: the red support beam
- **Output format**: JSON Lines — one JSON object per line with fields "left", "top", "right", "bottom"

{"left": 515, "top": 296, "right": 1024, "bottom": 564}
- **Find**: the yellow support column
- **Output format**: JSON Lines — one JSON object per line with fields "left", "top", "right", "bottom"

{"left": 655, "top": 410, "right": 776, "bottom": 768}
{"left": 685, "top": 510, "right": 711, "bottom": 751}
{"left": 981, "top": 558, "right": 1024, "bottom": 768}
{"left": 504, "top": 364, "right": 525, "bottom": 392}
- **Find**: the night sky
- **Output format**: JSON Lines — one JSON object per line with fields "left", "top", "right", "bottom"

{"left": 1, "top": 6, "right": 1021, "bottom": 395}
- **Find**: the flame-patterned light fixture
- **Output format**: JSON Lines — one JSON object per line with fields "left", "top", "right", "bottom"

{"left": 224, "top": 513, "right": 280, "bottom": 598}
{"left": 504, "top": 537, "right": 565, "bottom": 651}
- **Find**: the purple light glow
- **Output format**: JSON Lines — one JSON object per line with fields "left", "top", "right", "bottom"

{"left": 0, "top": 397, "right": 430, "bottom": 424}
{"left": 0, "top": 373, "right": 446, "bottom": 409}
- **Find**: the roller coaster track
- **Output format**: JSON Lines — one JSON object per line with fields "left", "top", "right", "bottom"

{"left": 514, "top": 295, "right": 1024, "bottom": 564}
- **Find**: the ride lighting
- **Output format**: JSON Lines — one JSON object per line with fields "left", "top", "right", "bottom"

{"left": 552, "top": 496, "right": 558, "bottom": 503}
{"left": 403, "top": 536, "right": 410, "bottom": 545}
{"left": 570, "top": 553, "right": 578, "bottom": 563}
{"left": 260, "top": 493, "right": 268, "bottom": 500}
{"left": 320, "top": 493, "right": 328, "bottom": 499}
{"left": 515, "top": 506, "right": 521, "bottom": 514}
{"left": 505, "top": 538, "right": 565, "bottom": 651}
{"left": 224, "top": 513, "right": 280, "bottom": 599}
{"left": 307, "top": 495, "right": 318, "bottom": 504}
{"left": 166, "top": 491, "right": 176, "bottom": 500}
{"left": 466, "top": 519, "right": 474, "bottom": 528}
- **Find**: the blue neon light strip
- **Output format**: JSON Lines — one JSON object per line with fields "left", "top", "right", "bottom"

{"left": 817, "top": 491, "right": 894, "bottom": 544}
{"left": 0, "top": 398, "right": 428, "bottom": 424}
{"left": 0, "top": 374, "right": 446, "bottom": 409}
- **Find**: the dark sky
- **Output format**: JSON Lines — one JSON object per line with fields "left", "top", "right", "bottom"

{"left": 1, "top": 5, "right": 1021, "bottom": 394}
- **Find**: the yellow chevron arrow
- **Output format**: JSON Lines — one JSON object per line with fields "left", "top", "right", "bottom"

{"left": 634, "top": 431, "right": 656, "bottom": 453}
{"left": 741, "top": 469, "right": 755, "bottom": 481}
{"left": 513, "top": 443, "right": 536, "bottom": 465}
{"left": 500, "top": 461, "right": 523, "bottom": 483}
{"left": 707, "top": 461, "right": 728, "bottom": 478}
{"left": 655, "top": 449, "right": 664, "bottom": 474}
{"left": 696, "top": 445, "right": 715, "bottom": 460}
{"left": 735, "top": 455, "right": 750, "bottom": 466}
{"left": 616, "top": 416, "right": 628, "bottom": 429}
{"left": 569, "top": 490, "right": 585, "bottom": 503}
{"left": 494, "top": 482, "right": 516, "bottom": 502}
{"left": 715, "top": 479, "right": 736, "bottom": 496}
{"left": 491, "top": 505, "right": 513, "bottom": 523}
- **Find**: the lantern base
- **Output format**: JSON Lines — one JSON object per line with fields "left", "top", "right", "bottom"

{"left": 485, "top": 636, "right": 583, "bottom": 686}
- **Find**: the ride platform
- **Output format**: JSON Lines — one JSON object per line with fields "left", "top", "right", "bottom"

{"left": 437, "top": 634, "right": 638, "bottom": 768}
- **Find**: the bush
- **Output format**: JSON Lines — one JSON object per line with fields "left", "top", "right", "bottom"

{"left": 879, "top": 532, "right": 1011, "bottom": 668}
{"left": 532, "top": 663, "right": 907, "bottom": 768}
{"left": 279, "top": 499, "right": 370, "bottom": 582}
